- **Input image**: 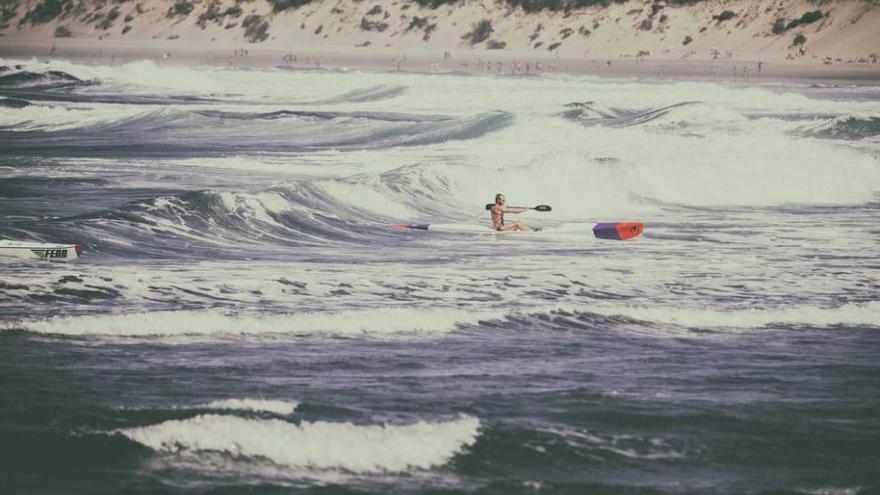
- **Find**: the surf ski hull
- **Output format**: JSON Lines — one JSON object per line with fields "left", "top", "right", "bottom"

{"left": 0, "top": 240, "right": 83, "bottom": 261}
{"left": 392, "top": 222, "right": 644, "bottom": 240}
{"left": 592, "top": 222, "right": 644, "bottom": 241}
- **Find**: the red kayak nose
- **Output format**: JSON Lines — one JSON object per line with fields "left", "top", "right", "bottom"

{"left": 593, "top": 222, "right": 644, "bottom": 240}
{"left": 75, "top": 244, "right": 83, "bottom": 256}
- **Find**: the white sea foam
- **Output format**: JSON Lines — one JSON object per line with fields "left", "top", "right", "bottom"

{"left": 318, "top": 180, "right": 413, "bottom": 218}
{"left": 588, "top": 301, "right": 880, "bottom": 329}
{"left": 42, "top": 59, "right": 224, "bottom": 93}
{"left": 117, "top": 399, "right": 299, "bottom": 415}
{"left": 5, "top": 307, "right": 506, "bottom": 337}
{"left": 217, "top": 191, "right": 291, "bottom": 227}
{"left": 4, "top": 57, "right": 879, "bottom": 210}
{"left": 800, "top": 487, "right": 862, "bottom": 495}
{"left": 0, "top": 102, "right": 154, "bottom": 132}
{"left": 5, "top": 297, "right": 877, "bottom": 338}
{"left": 118, "top": 414, "right": 480, "bottom": 472}
{"left": 542, "top": 426, "right": 685, "bottom": 460}
{"left": 197, "top": 399, "right": 299, "bottom": 415}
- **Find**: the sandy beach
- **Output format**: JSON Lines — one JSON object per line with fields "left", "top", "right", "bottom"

{"left": 3, "top": 35, "right": 880, "bottom": 85}
{"left": 2, "top": 0, "right": 879, "bottom": 82}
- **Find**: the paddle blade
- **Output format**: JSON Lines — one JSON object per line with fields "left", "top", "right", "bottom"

{"left": 486, "top": 203, "right": 551, "bottom": 211}
{"left": 390, "top": 223, "right": 430, "bottom": 230}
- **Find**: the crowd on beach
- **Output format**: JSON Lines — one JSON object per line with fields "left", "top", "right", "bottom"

{"left": 34, "top": 41, "right": 880, "bottom": 82}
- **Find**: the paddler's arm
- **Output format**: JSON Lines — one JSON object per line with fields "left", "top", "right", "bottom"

{"left": 502, "top": 206, "right": 529, "bottom": 214}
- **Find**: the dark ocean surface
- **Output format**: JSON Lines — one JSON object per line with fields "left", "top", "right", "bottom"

{"left": 1, "top": 58, "right": 879, "bottom": 494}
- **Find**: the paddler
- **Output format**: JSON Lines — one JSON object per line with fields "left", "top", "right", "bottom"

{"left": 490, "top": 193, "right": 532, "bottom": 232}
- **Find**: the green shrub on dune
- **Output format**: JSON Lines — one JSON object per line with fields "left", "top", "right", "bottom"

{"left": 242, "top": 14, "right": 269, "bottom": 42}
{"left": 413, "top": 0, "right": 459, "bottom": 8}
{"left": 269, "top": 0, "right": 315, "bottom": 13}
{"left": 413, "top": 0, "right": 631, "bottom": 12}
{"left": 407, "top": 16, "right": 428, "bottom": 31}
{"left": 1, "top": 1, "right": 19, "bottom": 25}
{"left": 715, "top": 10, "right": 735, "bottom": 23}
{"left": 54, "top": 24, "right": 72, "bottom": 37}
{"left": 462, "top": 19, "right": 493, "bottom": 44}
{"left": 197, "top": 1, "right": 224, "bottom": 28}
{"left": 486, "top": 39, "right": 506, "bottom": 49}
{"left": 786, "top": 10, "right": 822, "bottom": 30}
{"left": 167, "top": 1, "right": 193, "bottom": 18}
{"left": 772, "top": 18, "right": 786, "bottom": 35}
{"left": 505, "top": 0, "right": 625, "bottom": 12}
{"left": 774, "top": 10, "right": 823, "bottom": 34}
{"left": 20, "top": 0, "right": 72, "bottom": 26}
{"left": 97, "top": 6, "right": 118, "bottom": 29}
{"left": 360, "top": 17, "right": 389, "bottom": 32}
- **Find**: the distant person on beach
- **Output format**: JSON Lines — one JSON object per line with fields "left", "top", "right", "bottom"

{"left": 491, "top": 194, "right": 532, "bottom": 232}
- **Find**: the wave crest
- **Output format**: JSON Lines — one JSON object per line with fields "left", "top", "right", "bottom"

{"left": 119, "top": 414, "right": 480, "bottom": 472}
{"left": 3, "top": 306, "right": 508, "bottom": 337}
{"left": 799, "top": 115, "right": 880, "bottom": 140}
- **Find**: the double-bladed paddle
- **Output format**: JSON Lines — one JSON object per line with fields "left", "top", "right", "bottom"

{"left": 485, "top": 204, "right": 552, "bottom": 212}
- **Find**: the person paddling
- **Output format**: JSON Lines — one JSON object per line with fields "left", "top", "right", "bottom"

{"left": 490, "top": 193, "right": 532, "bottom": 232}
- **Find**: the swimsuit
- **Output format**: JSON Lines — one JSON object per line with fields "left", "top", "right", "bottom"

{"left": 491, "top": 205, "right": 504, "bottom": 230}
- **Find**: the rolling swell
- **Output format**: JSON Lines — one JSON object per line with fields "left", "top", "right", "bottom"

{"left": 199, "top": 108, "right": 445, "bottom": 123}
{"left": 0, "top": 161, "right": 476, "bottom": 261}
{"left": 799, "top": 115, "right": 880, "bottom": 140}
{"left": 0, "top": 67, "right": 225, "bottom": 105}
{"left": 11, "top": 302, "right": 877, "bottom": 338}
{"left": 0, "top": 68, "right": 87, "bottom": 90}
{"left": 298, "top": 84, "right": 408, "bottom": 104}
{"left": 562, "top": 101, "right": 704, "bottom": 127}
{"left": 561, "top": 101, "right": 746, "bottom": 133}
{"left": 0, "top": 108, "right": 513, "bottom": 157}
{"left": 118, "top": 413, "right": 479, "bottom": 473}
{"left": 0, "top": 97, "right": 30, "bottom": 108}
{"left": 1, "top": 180, "right": 400, "bottom": 259}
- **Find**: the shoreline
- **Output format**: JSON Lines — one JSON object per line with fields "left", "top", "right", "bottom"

{"left": 2, "top": 37, "right": 880, "bottom": 85}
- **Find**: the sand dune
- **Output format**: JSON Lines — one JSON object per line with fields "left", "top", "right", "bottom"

{"left": 2, "top": 0, "right": 879, "bottom": 75}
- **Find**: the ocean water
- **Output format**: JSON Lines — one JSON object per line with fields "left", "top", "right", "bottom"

{"left": 1, "top": 58, "right": 879, "bottom": 494}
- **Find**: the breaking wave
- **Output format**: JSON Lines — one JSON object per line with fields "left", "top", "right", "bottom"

{"left": 117, "top": 399, "right": 299, "bottom": 415}
{"left": 6, "top": 301, "right": 877, "bottom": 339}
{"left": 561, "top": 101, "right": 747, "bottom": 131}
{"left": 300, "top": 84, "right": 408, "bottom": 104}
{"left": 0, "top": 97, "right": 30, "bottom": 108}
{"left": 798, "top": 115, "right": 880, "bottom": 141}
{"left": 189, "top": 399, "right": 300, "bottom": 415}
{"left": 3, "top": 306, "right": 509, "bottom": 337}
{"left": 583, "top": 301, "right": 880, "bottom": 330}
{"left": 0, "top": 106, "right": 513, "bottom": 156}
{"left": 0, "top": 66, "right": 222, "bottom": 105}
{"left": 0, "top": 67, "right": 87, "bottom": 90}
{"left": 118, "top": 414, "right": 480, "bottom": 472}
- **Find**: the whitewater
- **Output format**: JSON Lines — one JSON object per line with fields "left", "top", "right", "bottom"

{"left": 1, "top": 58, "right": 879, "bottom": 494}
